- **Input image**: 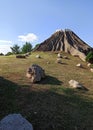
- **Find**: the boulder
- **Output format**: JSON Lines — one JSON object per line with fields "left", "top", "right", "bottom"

{"left": 69, "top": 80, "right": 88, "bottom": 90}
{"left": 26, "top": 64, "right": 45, "bottom": 83}
{"left": 0, "top": 114, "right": 33, "bottom": 130}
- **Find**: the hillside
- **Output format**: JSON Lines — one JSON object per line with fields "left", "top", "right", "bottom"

{"left": 35, "top": 29, "right": 92, "bottom": 61}
{"left": 0, "top": 52, "right": 93, "bottom": 130}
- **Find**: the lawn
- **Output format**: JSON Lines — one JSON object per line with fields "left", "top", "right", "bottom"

{"left": 0, "top": 52, "right": 93, "bottom": 130}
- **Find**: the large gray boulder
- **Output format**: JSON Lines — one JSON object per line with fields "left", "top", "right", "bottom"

{"left": 26, "top": 64, "right": 45, "bottom": 83}
{"left": 0, "top": 114, "right": 33, "bottom": 130}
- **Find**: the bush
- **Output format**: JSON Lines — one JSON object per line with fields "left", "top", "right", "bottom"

{"left": 5, "top": 52, "right": 13, "bottom": 56}
{"left": 86, "top": 51, "right": 93, "bottom": 63}
{"left": 0, "top": 53, "right": 4, "bottom": 56}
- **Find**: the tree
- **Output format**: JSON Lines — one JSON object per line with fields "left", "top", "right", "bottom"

{"left": 10, "top": 44, "right": 20, "bottom": 54}
{"left": 21, "top": 42, "right": 32, "bottom": 53}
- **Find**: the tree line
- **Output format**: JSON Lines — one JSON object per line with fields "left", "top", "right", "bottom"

{"left": 10, "top": 42, "right": 32, "bottom": 54}
{"left": 0, "top": 42, "right": 39, "bottom": 56}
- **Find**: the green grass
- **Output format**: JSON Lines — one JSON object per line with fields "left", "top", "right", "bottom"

{"left": 0, "top": 52, "right": 93, "bottom": 130}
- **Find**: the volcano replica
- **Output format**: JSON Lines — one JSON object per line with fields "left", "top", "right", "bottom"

{"left": 35, "top": 29, "right": 92, "bottom": 61}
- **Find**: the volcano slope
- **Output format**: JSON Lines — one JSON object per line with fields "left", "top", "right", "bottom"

{"left": 35, "top": 29, "right": 92, "bottom": 61}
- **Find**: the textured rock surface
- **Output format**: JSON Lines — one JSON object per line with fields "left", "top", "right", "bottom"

{"left": 26, "top": 64, "right": 45, "bottom": 83}
{"left": 35, "top": 29, "right": 92, "bottom": 61}
{"left": 0, "top": 114, "right": 33, "bottom": 130}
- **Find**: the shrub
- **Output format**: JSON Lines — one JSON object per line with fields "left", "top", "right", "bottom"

{"left": 0, "top": 53, "right": 4, "bottom": 56}
{"left": 86, "top": 51, "right": 93, "bottom": 63}
{"left": 5, "top": 52, "right": 13, "bottom": 56}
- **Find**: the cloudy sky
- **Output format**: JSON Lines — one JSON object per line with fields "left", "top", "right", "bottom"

{"left": 0, "top": 0, "right": 93, "bottom": 54}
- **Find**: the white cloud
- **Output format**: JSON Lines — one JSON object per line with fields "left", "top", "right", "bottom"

{"left": 18, "top": 33, "right": 38, "bottom": 42}
{"left": 0, "top": 40, "right": 12, "bottom": 44}
{"left": 0, "top": 40, "right": 12, "bottom": 54}
{"left": 0, "top": 44, "right": 11, "bottom": 54}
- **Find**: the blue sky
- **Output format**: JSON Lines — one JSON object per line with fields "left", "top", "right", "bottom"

{"left": 0, "top": 0, "right": 93, "bottom": 54}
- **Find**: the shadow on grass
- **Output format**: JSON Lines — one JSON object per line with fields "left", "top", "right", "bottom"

{"left": 38, "top": 75, "right": 63, "bottom": 85}
{"left": 23, "top": 89, "right": 93, "bottom": 130}
{"left": 1, "top": 77, "right": 93, "bottom": 130}
{"left": 0, "top": 76, "right": 20, "bottom": 119}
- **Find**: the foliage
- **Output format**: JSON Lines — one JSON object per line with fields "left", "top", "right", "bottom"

{"left": 86, "top": 51, "right": 93, "bottom": 63}
{"left": 33, "top": 43, "right": 40, "bottom": 50}
{"left": 5, "top": 52, "right": 13, "bottom": 56}
{"left": 21, "top": 42, "right": 32, "bottom": 53}
{"left": 0, "top": 53, "right": 4, "bottom": 56}
{"left": 10, "top": 44, "right": 20, "bottom": 54}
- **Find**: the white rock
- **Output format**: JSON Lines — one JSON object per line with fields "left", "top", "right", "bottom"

{"left": 57, "top": 53, "right": 62, "bottom": 58}
{"left": 90, "top": 68, "right": 93, "bottom": 72}
{"left": 76, "top": 63, "right": 82, "bottom": 67}
{"left": 56, "top": 58, "right": 62, "bottom": 64}
{"left": 47, "top": 61, "right": 50, "bottom": 64}
{"left": 69, "top": 80, "right": 82, "bottom": 89}
{"left": 0, "top": 114, "right": 33, "bottom": 130}
{"left": 63, "top": 56, "right": 68, "bottom": 59}
{"left": 36, "top": 54, "right": 41, "bottom": 58}
{"left": 87, "top": 63, "right": 91, "bottom": 67}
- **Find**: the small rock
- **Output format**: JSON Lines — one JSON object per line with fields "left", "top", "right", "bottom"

{"left": 87, "top": 63, "right": 91, "bottom": 67}
{"left": 68, "top": 80, "right": 88, "bottom": 91}
{"left": 69, "top": 80, "right": 82, "bottom": 89}
{"left": 57, "top": 53, "right": 62, "bottom": 58}
{"left": 76, "top": 63, "right": 82, "bottom": 67}
{"left": 47, "top": 61, "right": 50, "bottom": 64}
{"left": 63, "top": 56, "right": 68, "bottom": 59}
{"left": 90, "top": 68, "right": 93, "bottom": 72}
{"left": 56, "top": 58, "right": 62, "bottom": 64}
{"left": 36, "top": 54, "right": 41, "bottom": 58}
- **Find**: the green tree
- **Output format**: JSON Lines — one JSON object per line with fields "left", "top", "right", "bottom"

{"left": 10, "top": 44, "right": 20, "bottom": 54}
{"left": 22, "top": 42, "right": 32, "bottom": 53}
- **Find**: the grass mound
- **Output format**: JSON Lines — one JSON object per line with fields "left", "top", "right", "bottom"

{"left": 0, "top": 52, "right": 93, "bottom": 129}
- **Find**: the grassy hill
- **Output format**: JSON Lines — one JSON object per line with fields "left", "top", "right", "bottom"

{"left": 0, "top": 52, "right": 93, "bottom": 130}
